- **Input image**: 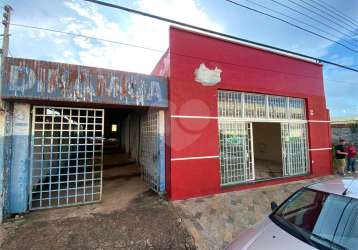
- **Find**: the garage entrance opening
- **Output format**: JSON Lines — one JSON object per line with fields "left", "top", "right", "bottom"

{"left": 102, "top": 108, "right": 144, "bottom": 207}
{"left": 99, "top": 107, "right": 165, "bottom": 208}
{"left": 253, "top": 123, "right": 283, "bottom": 179}
{"left": 29, "top": 106, "right": 165, "bottom": 210}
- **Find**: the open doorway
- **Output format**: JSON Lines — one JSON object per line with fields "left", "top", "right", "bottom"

{"left": 101, "top": 107, "right": 165, "bottom": 209}
{"left": 253, "top": 123, "right": 283, "bottom": 179}
{"left": 101, "top": 108, "right": 147, "bottom": 208}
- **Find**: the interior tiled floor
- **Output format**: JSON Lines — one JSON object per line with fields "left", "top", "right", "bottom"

{"left": 254, "top": 159, "right": 283, "bottom": 179}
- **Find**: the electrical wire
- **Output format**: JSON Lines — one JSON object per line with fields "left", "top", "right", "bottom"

{"left": 9, "top": 0, "right": 358, "bottom": 73}
{"left": 297, "top": 0, "right": 358, "bottom": 33}
{"left": 6, "top": 23, "right": 356, "bottom": 88}
{"left": 171, "top": 50, "right": 357, "bottom": 86}
{"left": 234, "top": 0, "right": 358, "bottom": 49}
{"left": 82, "top": 0, "right": 358, "bottom": 72}
{"left": 224, "top": 0, "right": 358, "bottom": 52}
{"left": 8, "top": 22, "right": 356, "bottom": 85}
{"left": 289, "top": 0, "right": 358, "bottom": 36}
{"left": 11, "top": 23, "right": 165, "bottom": 53}
{"left": 269, "top": 0, "right": 358, "bottom": 44}
{"left": 315, "top": 0, "right": 358, "bottom": 27}
{"left": 324, "top": 79, "right": 357, "bottom": 85}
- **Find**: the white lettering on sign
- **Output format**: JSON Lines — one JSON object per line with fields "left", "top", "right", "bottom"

{"left": 194, "top": 63, "right": 222, "bottom": 86}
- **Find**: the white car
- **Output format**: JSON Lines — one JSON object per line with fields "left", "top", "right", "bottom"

{"left": 227, "top": 177, "right": 358, "bottom": 250}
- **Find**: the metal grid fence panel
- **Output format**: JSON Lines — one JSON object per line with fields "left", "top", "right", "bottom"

{"left": 281, "top": 123, "right": 309, "bottom": 176}
{"left": 218, "top": 120, "right": 254, "bottom": 185}
{"left": 140, "top": 110, "right": 160, "bottom": 192}
{"left": 30, "top": 106, "right": 104, "bottom": 210}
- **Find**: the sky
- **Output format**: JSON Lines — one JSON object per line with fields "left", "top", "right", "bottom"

{"left": 3, "top": 0, "right": 358, "bottom": 119}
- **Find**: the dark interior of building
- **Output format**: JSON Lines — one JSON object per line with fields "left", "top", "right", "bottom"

{"left": 101, "top": 108, "right": 148, "bottom": 202}
{"left": 253, "top": 122, "right": 283, "bottom": 179}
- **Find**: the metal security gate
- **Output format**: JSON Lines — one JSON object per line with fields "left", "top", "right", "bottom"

{"left": 139, "top": 110, "right": 165, "bottom": 193}
{"left": 218, "top": 90, "right": 309, "bottom": 185}
{"left": 218, "top": 90, "right": 254, "bottom": 185}
{"left": 29, "top": 106, "right": 104, "bottom": 210}
{"left": 218, "top": 120, "right": 254, "bottom": 185}
{"left": 281, "top": 123, "right": 309, "bottom": 176}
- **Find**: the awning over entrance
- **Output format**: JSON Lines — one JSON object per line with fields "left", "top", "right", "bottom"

{"left": 2, "top": 57, "right": 168, "bottom": 107}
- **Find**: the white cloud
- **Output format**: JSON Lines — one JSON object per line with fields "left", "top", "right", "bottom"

{"left": 73, "top": 36, "right": 93, "bottom": 49}
{"left": 63, "top": 50, "right": 73, "bottom": 58}
{"left": 328, "top": 56, "right": 356, "bottom": 67}
{"left": 61, "top": 0, "right": 223, "bottom": 74}
{"left": 8, "top": 0, "right": 357, "bottom": 120}
{"left": 323, "top": 54, "right": 358, "bottom": 119}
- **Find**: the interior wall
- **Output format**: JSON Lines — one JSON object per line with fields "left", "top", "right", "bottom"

{"left": 104, "top": 109, "right": 142, "bottom": 162}
{"left": 253, "top": 123, "right": 282, "bottom": 163}
{"left": 120, "top": 119, "right": 126, "bottom": 151}
{"left": 129, "top": 115, "right": 140, "bottom": 161}
{"left": 104, "top": 115, "right": 120, "bottom": 141}
{"left": 124, "top": 117, "right": 130, "bottom": 154}
{"left": 104, "top": 109, "right": 132, "bottom": 153}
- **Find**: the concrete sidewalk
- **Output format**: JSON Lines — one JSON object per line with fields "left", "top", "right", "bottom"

{"left": 175, "top": 176, "right": 335, "bottom": 250}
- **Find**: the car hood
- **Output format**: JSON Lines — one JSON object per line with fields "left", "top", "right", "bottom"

{"left": 226, "top": 218, "right": 316, "bottom": 250}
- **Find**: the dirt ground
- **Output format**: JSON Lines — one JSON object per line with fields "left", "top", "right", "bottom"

{"left": 1, "top": 190, "right": 195, "bottom": 250}
{"left": 0, "top": 147, "right": 196, "bottom": 249}
{"left": 0, "top": 175, "right": 196, "bottom": 250}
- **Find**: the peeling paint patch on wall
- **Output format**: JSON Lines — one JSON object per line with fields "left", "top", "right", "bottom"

{"left": 9, "top": 103, "right": 31, "bottom": 213}
{"left": 2, "top": 58, "right": 168, "bottom": 107}
{"left": 194, "top": 63, "right": 222, "bottom": 86}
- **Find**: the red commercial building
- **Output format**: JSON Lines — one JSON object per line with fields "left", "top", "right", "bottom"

{"left": 0, "top": 27, "right": 332, "bottom": 218}
{"left": 153, "top": 27, "right": 332, "bottom": 200}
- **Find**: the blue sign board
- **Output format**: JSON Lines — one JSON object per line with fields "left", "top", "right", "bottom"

{"left": 2, "top": 57, "right": 168, "bottom": 107}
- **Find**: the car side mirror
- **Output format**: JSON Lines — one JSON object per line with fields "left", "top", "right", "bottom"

{"left": 271, "top": 201, "right": 278, "bottom": 211}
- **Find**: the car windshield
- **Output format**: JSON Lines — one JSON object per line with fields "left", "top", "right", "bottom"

{"left": 270, "top": 188, "right": 358, "bottom": 250}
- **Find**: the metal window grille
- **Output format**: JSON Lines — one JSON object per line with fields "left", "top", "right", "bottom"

{"left": 218, "top": 120, "right": 254, "bottom": 185}
{"left": 217, "top": 90, "right": 306, "bottom": 121}
{"left": 289, "top": 98, "right": 306, "bottom": 120}
{"left": 268, "top": 95, "right": 287, "bottom": 119}
{"left": 244, "top": 93, "right": 266, "bottom": 118}
{"left": 139, "top": 110, "right": 160, "bottom": 192}
{"left": 30, "top": 106, "right": 104, "bottom": 210}
{"left": 281, "top": 123, "right": 309, "bottom": 176}
{"left": 218, "top": 91, "right": 242, "bottom": 118}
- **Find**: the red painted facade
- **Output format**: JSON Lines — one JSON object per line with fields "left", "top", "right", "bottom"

{"left": 153, "top": 27, "right": 332, "bottom": 200}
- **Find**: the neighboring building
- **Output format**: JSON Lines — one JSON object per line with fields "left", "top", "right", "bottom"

{"left": 0, "top": 27, "right": 332, "bottom": 219}
{"left": 331, "top": 118, "right": 358, "bottom": 145}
